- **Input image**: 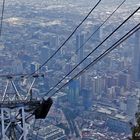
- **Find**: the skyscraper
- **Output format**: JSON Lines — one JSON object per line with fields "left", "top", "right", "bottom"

{"left": 76, "top": 33, "right": 85, "bottom": 63}
{"left": 92, "top": 24, "right": 102, "bottom": 42}
{"left": 133, "top": 30, "right": 140, "bottom": 82}
{"left": 76, "top": 33, "right": 85, "bottom": 92}
{"left": 92, "top": 76, "right": 103, "bottom": 97}
{"left": 82, "top": 89, "right": 92, "bottom": 110}
{"left": 68, "top": 80, "right": 80, "bottom": 106}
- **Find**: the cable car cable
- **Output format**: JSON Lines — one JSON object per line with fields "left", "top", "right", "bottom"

{"left": 48, "top": 23, "right": 140, "bottom": 98}
{"left": 28, "top": 0, "right": 102, "bottom": 77}
{"left": 0, "top": 0, "right": 5, "bottom": 37}
{"left": 43, "top": 7, "right": 140, "bottom": 96}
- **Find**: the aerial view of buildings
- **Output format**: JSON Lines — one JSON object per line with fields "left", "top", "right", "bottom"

{"left": 0, "top": 0, "right": 139, "bottom": 139}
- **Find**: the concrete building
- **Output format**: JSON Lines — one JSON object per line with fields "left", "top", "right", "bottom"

{"left": 82, "top": 89, "right": 92, "bottom": 110}
{"left": 133, "top": 30, "right": 140, "bottom": 82}
{"left": 76, "top": 33, "right": 85, "bottom": 62}
{"left": 106, "top": 114, "right": 132, "bottom": 134}
{"left": 68, "top": 80, "right": 80, "bottom": 106}
{"left": 126, "top": 95, "right": 138, "bottom": 117}
{"left": 35, "top": 125, "right": 67, "bottom": 140}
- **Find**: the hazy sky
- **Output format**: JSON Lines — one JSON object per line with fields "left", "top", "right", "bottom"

{"left": 3, "top": 0, "right": 140, "bottom": 5}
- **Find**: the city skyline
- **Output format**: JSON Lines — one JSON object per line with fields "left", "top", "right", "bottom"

{"left": 0, "top": 0, "right": 139, "bottom": 139}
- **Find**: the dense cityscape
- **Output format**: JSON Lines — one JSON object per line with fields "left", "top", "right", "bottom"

{"left": 0, "top": 0, "right": 140, "bottom": 139}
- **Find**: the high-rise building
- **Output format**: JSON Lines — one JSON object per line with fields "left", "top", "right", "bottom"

{"left": 120, "top": 98, "right": 127, "bottom": 112}
{"left": 64, "top": 62, "right": 75, "bottom": 74}
{"left": 127, "top": 95, "right": 138, "bottom": 117}
{"left": 92, "top": 24, "right": 102, "bottom": 42}
{"left": 68, "top": 80, "right": 80, "bottom": 106}
{"left": 118, "top": 72, "right": 131, "bottom": 90}
{"left": 79, "top": 72, "right": 86, "bottom": 90}
{"left": 40, "top": 46, "right": 50, "bottom": 64}
{"left": 50, "top": 35, "right": 63, "bottom": 57}
{"left": 133, "top": 30, "right": 140, "bottom": 82}
{"left": 30, "top": 62, "right": 40, "bottom": 73}
{"left": 12, "top": 60, "right": 23, "bottom": 74}
{"left": 82, "top": 89, "right": 92, "bottom": 110}
{"left": 105, "top": 75, "right": 117, "bottom": 89}
{"left": 76, "top": 33, "right": 85, "bottom": 63}
{"left": 51, "top": 35, "right": 59, "bottom": 49}
{"left": 92, "top": 76, "right": 103, "bottom": 97}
